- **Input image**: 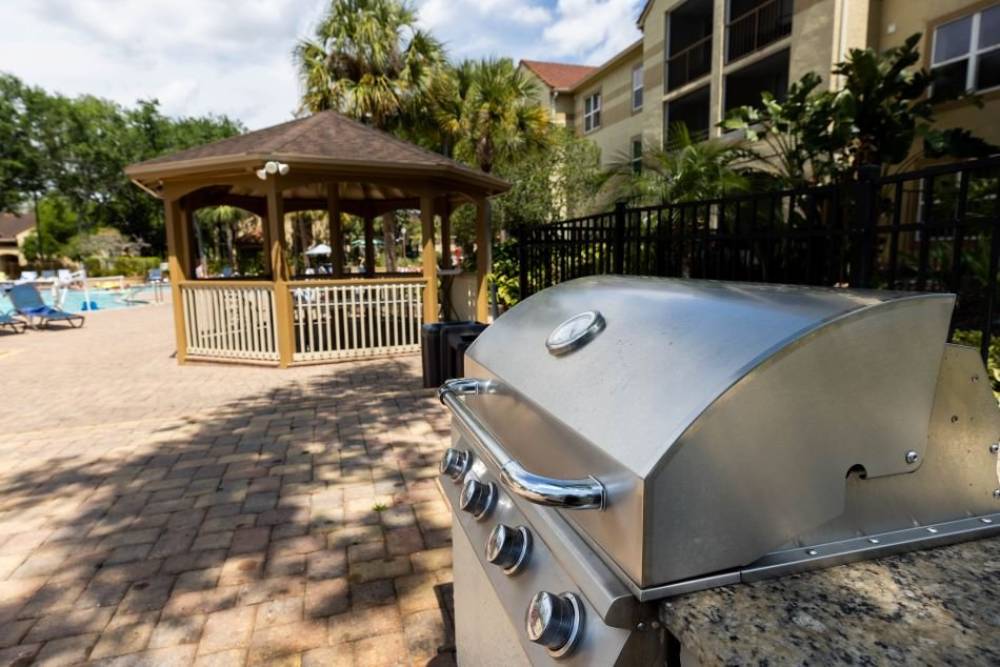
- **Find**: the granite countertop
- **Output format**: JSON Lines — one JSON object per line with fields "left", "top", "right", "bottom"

{"left": 659, "top": 537, "right": 1000, "bottom": 665}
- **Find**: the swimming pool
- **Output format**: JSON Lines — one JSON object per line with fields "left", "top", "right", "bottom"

{"left": 0, "top": 287, "right": 161, "bottom": 314}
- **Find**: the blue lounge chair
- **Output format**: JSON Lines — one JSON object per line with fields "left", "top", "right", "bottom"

{"left": 0, "top": 310, "right": 26, "bottom": 334}
{"left": 8, "top": 284, "right": 85, "bottom": 329}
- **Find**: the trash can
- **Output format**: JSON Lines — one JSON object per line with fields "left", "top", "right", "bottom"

{"left": 422, "top": 321, "right": 488, "bottom": 388}
{"left": 421, "top": 323, "right": 446, "bottom": 389}
{"left": 444, "top": 323, "right": 488, "bottom": 382}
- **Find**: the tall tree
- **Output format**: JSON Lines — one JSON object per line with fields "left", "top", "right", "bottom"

{"left": 606, "top": 123, "right": 753, "bottom": 205}
{"left": 431, "top": 58, "right": 551, "bottom": 174}
{"left": 294, "top": 0, "right": 443, "bottom": 270}
{"left": 722, "top": 34, "right": 998, "bottom": 185}
{"left": 0, "top": 73, "right": 242, "bottom": 257}
{"left": 294, "top": 0, "right": 442, "bottom": 123}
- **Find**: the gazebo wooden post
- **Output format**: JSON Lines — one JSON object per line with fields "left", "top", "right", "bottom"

{"left": 265, "top": 177, "right": 294, "bottom": 367}
{"left": 164, "top": 196, "right": 190, "bottom": 364}
{"left": 420, "top": 194, "right": 439, "bottom": 324}
{"left": 327, "top": 183, "right": 344, "bottom": 277}
{"left": 475, "top": 197, "right": 491, "bottom": 323}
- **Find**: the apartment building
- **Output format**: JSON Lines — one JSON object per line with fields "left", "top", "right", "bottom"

{"left": 519, "top": 0, "right": 1000, "bottom": 167}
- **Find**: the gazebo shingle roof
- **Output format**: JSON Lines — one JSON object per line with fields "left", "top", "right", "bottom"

{"left": 130, "top": 110, "right": 493, "bottom": 180}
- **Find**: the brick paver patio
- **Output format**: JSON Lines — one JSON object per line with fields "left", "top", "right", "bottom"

{"left": 0, "top": 302, "right": 456, "bottom": 666}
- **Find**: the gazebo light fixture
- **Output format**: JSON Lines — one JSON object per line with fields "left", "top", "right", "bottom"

{"left": 256, "top": 161, "right": 290, "bottom": 180}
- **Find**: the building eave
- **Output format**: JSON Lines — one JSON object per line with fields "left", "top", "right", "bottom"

{"left": 568, "top": 40, "right": 644, "bottom": 93}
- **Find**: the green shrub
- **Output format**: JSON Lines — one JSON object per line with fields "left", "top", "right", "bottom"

{"left": 83, "top": 257, "right": 105, "bottom": 277}
{"left": 489, "top": 239, "right": 520, "bottom": 308}
{"left": 110, "top": 256, "right": 162, "bottom": 277}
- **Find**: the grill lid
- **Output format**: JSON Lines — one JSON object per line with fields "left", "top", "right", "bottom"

{"left": 452, "top": 276, "right": 997, "bottom": 590}
{"left": 468, "top": 276, "right": 951, "bottom": 478}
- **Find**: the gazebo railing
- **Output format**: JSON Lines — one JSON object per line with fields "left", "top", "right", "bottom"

{"left": 181, "top": 281, "right": 279, "bottom": 362}
{"left": 289, "top": 277, "right": 425, "bottom": 363}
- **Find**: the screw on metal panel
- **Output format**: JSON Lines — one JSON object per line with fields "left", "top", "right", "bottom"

{"left": 993, "top": 489, "right": 1000, "bottom": 499}
{"left": 991, "top": 443, "right": 999, "bottom": 454}
{"left": 868, "top": 538, "right": 881, "bottom": 544}
{"left": 951, "top": 415, "right": 959, "bottom": 423}
{"left": 806, "top": 548, "right": 818, "bottom": 556}
{"left": 905, "top": 450, "right": 920, "bottom": 464}
{"left": 926, "top": 527, "right": 939, "bottom": 534}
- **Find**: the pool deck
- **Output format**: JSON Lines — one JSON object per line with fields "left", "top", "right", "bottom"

{"left": 0, "top": 302, "right": 456, "bottom": 666}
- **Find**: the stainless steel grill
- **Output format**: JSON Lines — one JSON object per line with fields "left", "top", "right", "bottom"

{"left": 439, "top": 276, "right": 1000, "bottom": 665}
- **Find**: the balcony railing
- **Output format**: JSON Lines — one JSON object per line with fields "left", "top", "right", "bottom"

{"left": 726, "top": 0, "right": 792, "bottom": 63}
{"left": 666, "top": 35, "right": 712, "bottom": 91}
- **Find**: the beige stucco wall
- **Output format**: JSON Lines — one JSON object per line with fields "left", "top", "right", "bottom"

{"left": 521, "top": 67, "right": 557, "bottom": 123}
{"left": 573, "top": 45, "right": 646, "bottom": 165}
{"left": 519, "top": 65, "right": 581, "bottom": 127}
{"left": 876, "top": 0, "right": 1000, "bottom": 148}
{"left": 556, "top": 0, "right": 993, "bottom": 160}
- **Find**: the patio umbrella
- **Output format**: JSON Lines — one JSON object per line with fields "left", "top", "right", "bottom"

{"left": 305, "top": 243, "right": 332, "bottom": 256}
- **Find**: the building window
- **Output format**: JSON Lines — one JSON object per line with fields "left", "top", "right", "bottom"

{"left": 584, "top": 92, "right": 602, "bottom": 132}
{"left": 631, "top": 138, "right": 643, "bottom": 174}
{"left": 632, "top": 65, "right": 644, "bottom": 111}
{"left": 931, "top": 4, "right": 1000, "bottom": 100}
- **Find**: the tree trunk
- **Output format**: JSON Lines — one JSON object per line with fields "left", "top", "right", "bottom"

{"left": 295, "top": 214, "right": 309, "bottom": 270}
{"left": 226, "top": 223, "right": 237, "bottom": 268}
{"left": 381, "top": 212, "right": 397, "bottom": 272}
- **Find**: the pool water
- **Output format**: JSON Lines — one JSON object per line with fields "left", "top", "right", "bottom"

{"left": 2, "top": 288, "right": 158, "bottom": 313}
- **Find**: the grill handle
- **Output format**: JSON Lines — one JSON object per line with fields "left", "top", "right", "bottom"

{"left": 439, "top": 378, "right": 607, "bottom": 511}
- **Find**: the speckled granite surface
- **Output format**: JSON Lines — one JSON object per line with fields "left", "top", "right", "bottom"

{"left": 659, "top": 537, "right": 1000, "bottom": 666}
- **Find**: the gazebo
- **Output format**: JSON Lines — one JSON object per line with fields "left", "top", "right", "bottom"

{"left": 125, "top": 111, "right": 509, "bottom": 367}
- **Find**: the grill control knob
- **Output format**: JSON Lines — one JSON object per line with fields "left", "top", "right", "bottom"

{"left": 439, "top": 448, "right": 470, "bottom": 481}
{"left": 486, "top": 524, "right": 531, "bottom": 574}
{"left": 459, "top": 478, "right": 496, "bottom": 519}
{"left": 525, "top": 591, "right": 584, "bottom": 657}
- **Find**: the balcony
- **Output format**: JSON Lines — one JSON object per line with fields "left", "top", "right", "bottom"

{"left": 724, "top": 48, "right": 790, "bottom": 115}
{"left": 665, "top": 85, "right": 711, "bottom": 149}
{"left": 726, "top": 0, "right": 793, "bottom": 64}
{"left": 667, "top": 36, "right": 713, "bottom": 91}
{"left": 665, "top": 0, "right": 713, "bottom": 92}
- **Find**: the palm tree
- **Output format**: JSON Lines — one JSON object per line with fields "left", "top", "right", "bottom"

{"left": 294, "top": 0, "right": 442, "bottom": 124}
{"left": 607, "top": 123, "right": 752, "bottom": 205}
{"left": 436, "top": 58, "right": 551, "bottom": 174}
{"left": 294, "top": 0, "right": 443, "bottom": 271}
{"left": 198, "top": 206, "right": 244, "bottom": 270}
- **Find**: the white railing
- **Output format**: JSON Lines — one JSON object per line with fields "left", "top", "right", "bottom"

{"left": 290, "top": 278, "right": 425, "bottom": 363}
{"left": 181, "top": 282, "right": 279, "bottom": 362}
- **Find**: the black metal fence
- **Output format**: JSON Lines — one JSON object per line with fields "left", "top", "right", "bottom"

{"left": 516, "top": 156, "right": 1000, "bottom": 362}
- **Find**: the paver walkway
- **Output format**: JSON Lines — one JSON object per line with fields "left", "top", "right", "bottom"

{"left": 0, "top": 303, "right": 456, "bottom": 666}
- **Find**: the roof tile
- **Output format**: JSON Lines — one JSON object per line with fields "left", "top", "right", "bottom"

{"left": 520, "top": 60, "right": 599, "bottom": 91}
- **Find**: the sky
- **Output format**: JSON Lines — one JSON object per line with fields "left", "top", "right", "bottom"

{"left": 0, "top": 0, "right": 642, "bottom": 130}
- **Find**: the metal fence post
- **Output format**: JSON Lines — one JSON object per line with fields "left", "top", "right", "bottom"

{"left": 855, "top": 164, "right": 881, "bottom": 288}
{"left": 614, "top": 201, "right": 627, "bottom": 275}
{"left": 516, "top": 226, "right": 529, "bottom": 300}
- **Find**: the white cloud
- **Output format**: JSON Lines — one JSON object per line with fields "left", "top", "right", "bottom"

{"left": 0, "top": 0, "right": 643, "bottom": 130}
{"left": 0, "top": 0, "right": 325, "bottom": 129}
{"left": 541, "top": 0, "right": 643, "bottom": 62}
